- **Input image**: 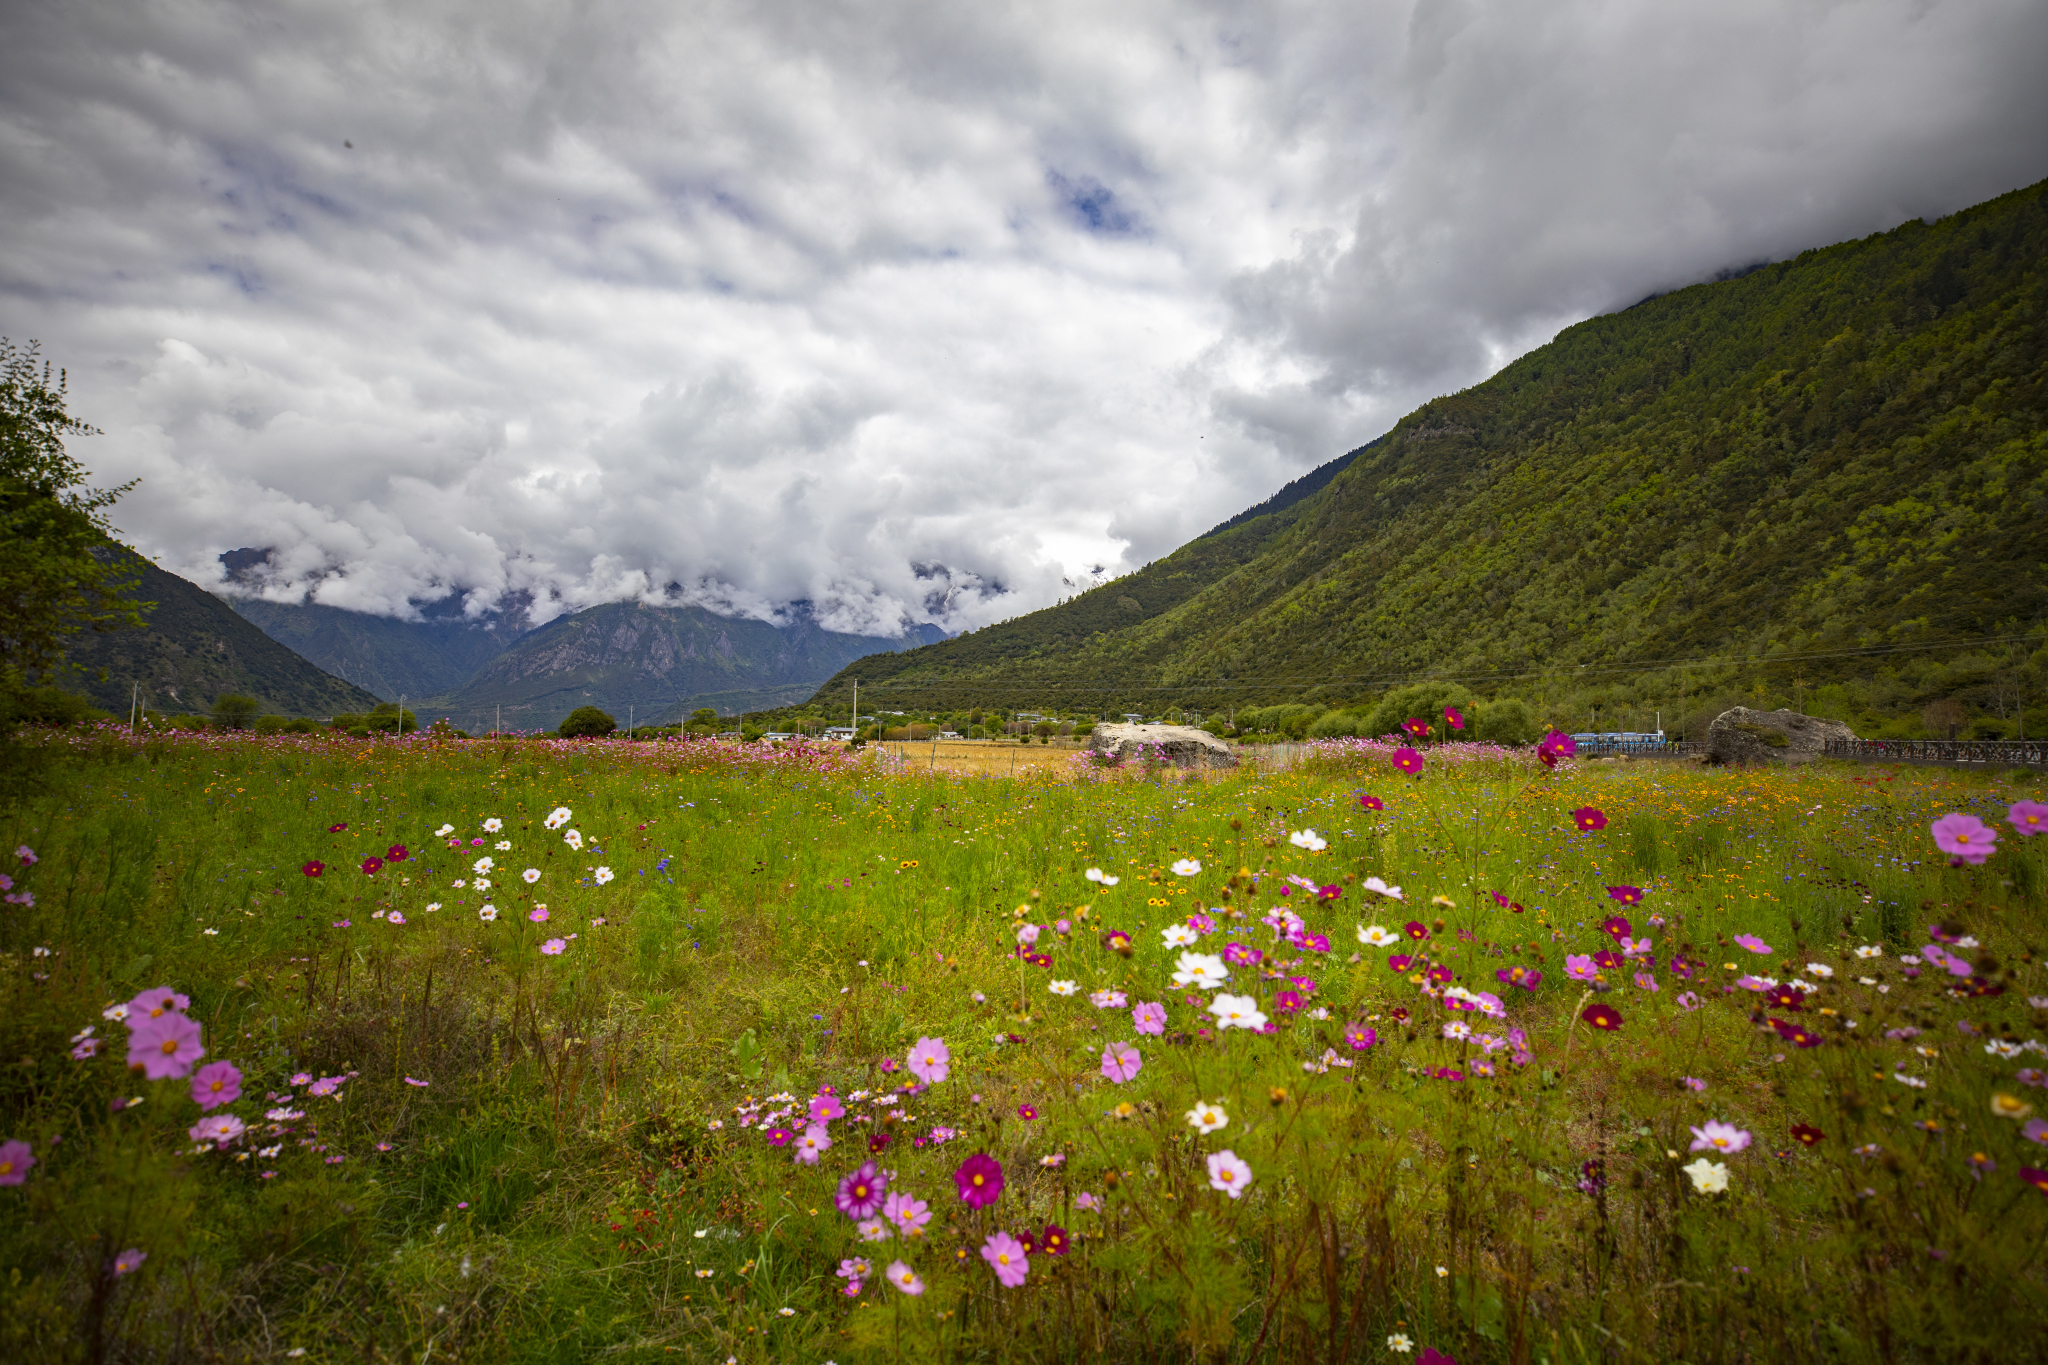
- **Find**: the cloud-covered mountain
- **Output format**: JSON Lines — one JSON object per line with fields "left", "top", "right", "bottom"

{"left": 5, "top": 1, "right": 2045, "bottom": 638}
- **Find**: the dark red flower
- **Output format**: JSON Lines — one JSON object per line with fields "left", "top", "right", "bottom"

{"left": 1027, "top": 952, "right": 1053, "bottom": 968}
{"left": 1404, "top": 921, "right": 1429, "bottom": 941}
{"left": 1765, "top": 985, "right": 1803, "bottom": 1011}
{"left": 868, "top": 1133, "right": 894, "bottom": 1153}
{"left": 1016, "top": 1229, "right": 1038, "bottom": 1255}
{"left": 2020, "top": 1167, "right": 2048, "bottom": 1199}
{"left": 385, "top": 844, "right": 409, "bottom": 862}
{"left": 1600, "top": 915, "right": 1632, "bottom": 942}
{"left": 1606, "top": 885, "right": 1643, "bottom": 906}
{"left": 1509, "top": 901, "right": 1525, "bottom": 914}
{"left": 1790, "top": 1123, "right": 1825, "bottom": 1147}
{"left": 1389, "top": 1006, "right": 1410, "bottom": 1024}
{"left": 1358, "top": 794, "right": 1385, "bottom": 811}
{"left": 1426, "top": 964, "right": 1454, "bottom": 985}
{"left": 1429, "top": 1066, "right": 1465, "bottom": 1081}
{"left": 1581, "top": 1001, "right": 1623, "bottom": 1031}
{"left": 360, "top": 856, "right": 384, "bottom": 876}
{"left": 327, "top": 822, "right": 349, "bottom": 833}
{"left": 1539, "top": 749, "right": 1558, "bottom": 770}
{"left": 301, "top": 861, "right": 325, "bottom": 877}
{"left": 1592, "top": 950, "right": 1624, "bottom": 970}
{"left": 1417, "top": 1347, "right": 1460, "bottom": 1365}
{"left": 1769, "top": 1018, "right": 1822, "bottom": 1048}
{"left": 1040, "top": 1223, "right": 1069, "bottom": 1256}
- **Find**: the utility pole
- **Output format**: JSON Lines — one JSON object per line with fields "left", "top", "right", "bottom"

{"left": 496, "top": 703, "right": 501, "bottom": 737}
{"left": 851, "top": 679, "right": 859, "bottom": 738}
{"left": 399, "top": 695, "right": 406, "bottom": 738}
{"left": 130, "top": 682, "right": 139, "bottom": 733}
{"left": 628, "top": 704, "right": 634, "bottom": 740}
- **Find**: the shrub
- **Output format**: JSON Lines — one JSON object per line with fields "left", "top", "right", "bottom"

{"left": 1363, "top": 682, "right": 1479, "bottom": 741}
{"left": 281, "top": 717, "right": 318, "bottom": 734}
{"left": 1474, "top": 697, "right": 1541, "bottom": 746}
{"left": 559, "top": 706, "right": 617, "bottom": 738}
{"left": 1306, "top": 710, "right": 1360, "bottom": 739}
{"left": 0, "top": 686, "right": 108, "bottom": 729}
{"left": 211, "top": 694, "right": 260, "bottom": 730}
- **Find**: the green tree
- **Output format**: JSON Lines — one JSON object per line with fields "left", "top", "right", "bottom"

{"left": 211, "top": 694, "right": 260, "bottom": 730}
{"left": 559, "top": 705, "right": 617, "bottom": 738}
{"left": 0, "top": 340, "right": 148, "bottom": 707}
{"left": 1474, "top": 698, "right": 1541, "bottom": 746}
{"left": 1364, "top": 683, "right": 1479, "bottom": 742}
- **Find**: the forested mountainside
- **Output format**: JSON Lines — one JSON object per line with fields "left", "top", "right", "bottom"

{"left": 813, "top": 178, "right": 2048, "bottom": 735}
{"left": 59, "top": 553, "right": 381, "bottom": 717}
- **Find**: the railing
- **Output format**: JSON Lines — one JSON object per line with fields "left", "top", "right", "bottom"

{"left": 1822, "top": 738, "right": 2048, "bottom": 767}
{"left": 1572, "top": 738, "right": 1705, "bottom": 757}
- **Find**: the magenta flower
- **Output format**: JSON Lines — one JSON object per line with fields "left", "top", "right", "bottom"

{"left": 1931, "top": 812, "right": 1998, "bottom": 865}
{"left": 954, "top": 1153, "right": 1005, "bottom": 1208}
{"left": 1404, "top": 921, "right": 1430, "bottom": 940}
{"left": 1221, "top": 942, "right": 1262, "bottom": 967}
{"left": 1570, "top": 806, "right": 1607, "bottom": 832}
{"left": 1592, "top": 949, "right": 1624, "bottom": 970}
{"left": 1680, "top": 1076, "right": 1706, "bottom": 1091}
{"left": 764, "top": 1127, "right": 793, "bottom": 1146}
{"left": 810, "top": 1093, "right": 846, "bottom": 1125}
{"left": 327, "top": 822, "right": 349, "bottom": 833}
{"left": 1131, "top": 1002, "right": 1167, "bottom": 1035}
{"left": 1443, "top": 705, "right": 1465, "bottom": 730}
{"left": 1274, "top": 989, "right": 1303, "bottom": 1014}
{"left": 1101, "top": 1042, "right": 1142, "bottom": 1082}
{"left": 836, "top": 1161, "right": 890, "bottom": 1220}
{"left": 1733, "top": 934, "right": 1772, "bottom": 955}
{"left": 981, "top": 1231, "right": 1029, "bottom": 1287}
{"left": 1401, "top": 717, "right": 1429, "bottom": 740}
{"left": 1689, "top": 1120, "right": 1752, "bottom": 1155}
{"left": 190, "top": 1061, "right": 242, "bottom": 1111}
{"left": 1606, "top": 885, "right": 1642, "bottom": 906}
{"left": 528, "top": 907, "right": 549, "bottom": 922}
{"left": 907, "top": 1036, "right": 951, "bottom": 1084}
{"left": 1392, "top": 747, "right": 1425, "bottom": 775}
{"left": 1345, "top": 1024, "right": 1378, "bottom": 1051}
{"left": 1388, "top": 953, "right": 1415, "bottom": 973}
{"left": 1496, "top": 965, "right": 1541, "bottom": 990}
{"left": 1599, "top": 915, "right": 1632, "bottom": 942}
{"left": 127, "top": 1012, "right": 205, "bottom": 1080}
{"left": 1358, "top": 794, "right": 1385, "bottom": 811}
{"left": 1417, "top": 1348, "right": 1459, "bottom": 1365}
{"left": 0, "top": 1140, "right": 33, "bottom": 1185}
{"left": 2009, "top": 801, "right": 2048, "bottom": 837}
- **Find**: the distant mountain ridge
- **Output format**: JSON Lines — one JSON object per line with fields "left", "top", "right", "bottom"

{"left": 58, "top": 551, "right": 381, "bottom": 717}
{"left": 808, "top": 177, "right": 2048, "bottom": 721}
{"left": 230, "top": 596, "right": 530, "bottom": 700}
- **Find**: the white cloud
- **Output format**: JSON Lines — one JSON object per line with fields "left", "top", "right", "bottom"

{"left": 3, "top": 0, "right": 2043, "bottom": 629}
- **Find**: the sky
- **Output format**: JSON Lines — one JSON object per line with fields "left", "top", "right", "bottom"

{"left": 4, "top": 0, "right": 2045, "bottom": 635}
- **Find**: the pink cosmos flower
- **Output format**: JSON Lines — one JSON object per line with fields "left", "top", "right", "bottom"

{"left": 1131, "top": 1002, "right": 1167, "bottom": 1035}
{"left": 71, "top": 1037, "right": 100, "bottom": 1060}
{"left": 190, "top": 1061, "right": 242, "bottom": 1111}
{"left": 1677, "top": 992, "right": 1703, "bottom": 1010}
{"left": 907, "top": 1036, "right": 951, "bottom": 1084}
{"left": 2009, "top": 801, "right": 2048, "bottom": 837}
{"left": 1392, "top": 747, "right": 1425, "bottom": 775}
{"left": 0, "top": 1140, "right": 33, "bottom": 1185}
{"left": 1346, "top": 1025, "right": 1378, "bottom": 1051}
{"left": 2021, "top": 1118, "right": 2048, "bottom": 1147}
{"left": 188, "top": 1114, "right": 246, "bottom": 1146}
{"left": 794, "top": 1124, "right": 832, "bottom": 1164}
{"left": 1100, "top": 1042, "right": 1142, "bottom": 1083}
{"left": 981, "top": 1231, "right": 1029, "bottom": 1287}
{"left": 1690, "top": 1120, "right": 1752, "bottom": 1154}
{"left": 764, "top": 1127, "right": 793, "bottom": 1146}
{"left": 810, "top": 1093, "right": 846, "bottom": 1125}
{"left": 1680, "top": 1077, "right": 1706, "bottom": 1091}
{"left": 1565, "top": 955, "right": 1598, "bottom": 982}
{"left": 1088, "top": 988, "right": 1128, "bottom": 1009}
{"left": 127, "top": 1012, "right": 205, "bottom": 1080}
{"left": 1205, "top": 1149, "right": 1253, "bottom": 1198}
{"left": 1931, "top": 812, "right": 1998, "bottom": 865}
{"left": 128, "top": 987, "right": 191, "bottom": 1022}
{"left": 1733, "top": 934, "right": 1772, "bottom": 955}
{"left": 15, "top": 846, "right": 35, "bottom": 866}
{"left": 529, "top": 907, "right": 549, "bottom": 922}
{"left": 836, "top": 1160, "right": 890, "bottom": 1220}
{"left": 1634, "top": 972, "right": 1659, "bottom": 993}
{"left": 886, "top": 1260, "right": 925, "bottom": 1295}
{"left": 883, "top": 1191, "right": 931, "bottom": 1236}
{"left": 1496, "top": 965, "right": 1541, "bottom": 990}
{"left": 1016, "top": 923, "right": 1041, "bottom": 946}
{"left": 113, "top": 1249, "right": 146, "bottom": 1276}
{"left": 540, "top": 938, "right": 566, "bottom": 955}
{"left": 954, "top": 1153, "right": 1004, "bottom": 1208}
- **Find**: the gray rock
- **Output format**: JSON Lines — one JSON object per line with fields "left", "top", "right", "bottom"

{"left": 1086, "top": 723, "right": 1237, "bottom": 769}
{"left": 1705, "top": 706, "right": 1855, "bottom": 765}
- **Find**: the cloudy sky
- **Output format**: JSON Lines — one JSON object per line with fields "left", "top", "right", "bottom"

{"left": 5, "top": 0, "right": 2045, "bottom": 634}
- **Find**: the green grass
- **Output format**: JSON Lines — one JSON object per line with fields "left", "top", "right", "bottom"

{"left": 2, "top": 728, "right": 2046, "bottom": 1363}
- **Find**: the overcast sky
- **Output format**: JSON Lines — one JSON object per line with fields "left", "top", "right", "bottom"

{"left": 5, "top": 1, "right": 2045, "bottom": 634}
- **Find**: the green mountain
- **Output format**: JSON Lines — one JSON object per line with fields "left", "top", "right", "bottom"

{"left": 230, "top": 596, "right": 526, "bottom": 702}
{"left": 58, "top": 553, "right": 382, "bottom": 717}
{"left": 421, "top": 601, "right": 944, "bottom": 733}
{"left": 809, "top": 178, "right": 2048, "bottom": 738}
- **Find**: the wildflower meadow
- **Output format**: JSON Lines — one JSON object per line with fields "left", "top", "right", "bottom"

{"left": 2, "top": 724, "right": 2046, "bottom": 1363}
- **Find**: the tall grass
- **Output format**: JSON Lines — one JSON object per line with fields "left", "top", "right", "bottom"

{"left": 1, "top": 727, "right": 2044, "bottom": 1363}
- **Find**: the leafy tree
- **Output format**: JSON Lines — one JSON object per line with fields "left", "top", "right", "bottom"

{"left": 1474, "top": 698, "right": 1541, "bottom": 746}
{"left": 364, "top": 702, "right": 417, "bottom": 734}
{"left": 211, "top": 694, "right": 260, "bottom": 730}
{"left": 559, "top": 705, "right": 617, "bottom": 738}
{"left": 1364, "top": 683, "right": 1480, "bottom": 743}
{"left": 0, "top": 340, "right": 148, "bottom": 708}
{"left": 0, "top": 685, "right": 108, "bottom": 729}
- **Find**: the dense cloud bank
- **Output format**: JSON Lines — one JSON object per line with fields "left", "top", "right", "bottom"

{"left": 4, "top": 0, "right": 2043, "bottom": 631}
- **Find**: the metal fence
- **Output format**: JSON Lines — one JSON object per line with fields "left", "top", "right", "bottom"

{"left": 1571, "top": 738, "right": 1705, "bottom": 758}
{"left": 1822, "top": 738, "right": 2048, "bottom": 767}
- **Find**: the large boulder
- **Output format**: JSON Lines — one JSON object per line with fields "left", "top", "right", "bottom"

{"left": 1705, "top": 706, "right": 1854, "bottom": 765}
{"left": 1087, "top": 723, "right": 1237, "bottom": 769}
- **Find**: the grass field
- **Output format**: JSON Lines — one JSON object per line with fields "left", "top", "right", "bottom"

{"left": 2, "top": 728, "right": 2046, "bottom": 1364}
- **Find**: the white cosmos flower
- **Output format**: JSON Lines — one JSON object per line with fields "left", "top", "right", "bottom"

{"left": 1288, "top": 829, "right": 1328, "bottom": 851}
{"left": 425, "top": 902, "right": 441, "bottom": 913}
{"left": 434, "top": 824, "right": 454, "bottom": 837}
{"left": 478, "top": 904, "right": 498, "bottom": 922}
{"left": 1102, "top": 874, "right": 1120, "bottom": 885}
{"left": 1387, "top": 1335, "right": 1414, "bottom": 1354}
{"left": 1049, "top": 980, "right": 1078, "bottom": 997}
{"left": 1171, "top": 952, "right": 1228, "bottom": 989}
{"left": 1084, "top": 867, "right": 1105, "bottom": 882}
{"left": 594, "top": 866, "right": 614, "bottom": 885}
{"left": 451, "top": 879, "right": 466, "bottom": 889}
{"left": 102, "top": 1002, "right": 129, "bottom": 1021}
{"left": 1682, "top": 1158, "right": 1729, "bottom": 1193}
{"left": 1358, "top": 924, "right": 1398, "bottom": 946}
{"left": 1161, "top": 924, "right": 1198, "bottom": 948}
{"left": 1855, "top": 944, "right": 1883, "bottom": 959}
{"left": 472, "top": 857, "right": 494, "bottom": 874}
{"left": 564, "top": 830, "right": 584, "bottom": 851}
{"left": 523, "top": 868, "right": 541, "bottom": 884}
{"left": 1184, "top": 1101, "right": 1228, "bottom": 1134}
{"left": 544, "top": 807, "right": 572, "bottom": 830}
{"left": 1806, "top": 963, "right": 1835, "bottom": 979}
{"left": 483, "top": 818, "right": 503, "bottom": 833}
{"left": 495, "top": 840, "right": 511, "bottom": 851}
{"left": 1208, "top": 993, "right": 1267, "bottom": 1030}
{"left": 1361, "top": 876, "right": 1405, "bottom": 901}
{"left": 473, "top": 878, "right": 491, "bottom": 891}
{"left": 1170, "top": 858, "right": 1202, "bottom": 877}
